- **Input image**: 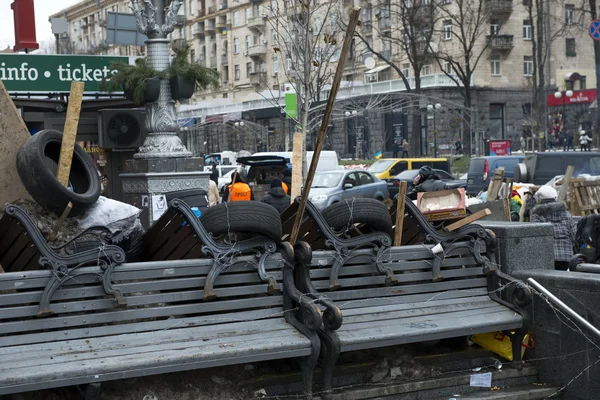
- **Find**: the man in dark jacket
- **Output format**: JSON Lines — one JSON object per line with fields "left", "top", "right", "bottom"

{"left": 412, "top": 166, "right": 447, "bottom": 192}
{"left": 261, "top": 179, "right": 291, "bottom": 214}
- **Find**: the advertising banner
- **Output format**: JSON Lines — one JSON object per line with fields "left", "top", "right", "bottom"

{"left": 489, "top": 140, "right": 511, "bottom": 156}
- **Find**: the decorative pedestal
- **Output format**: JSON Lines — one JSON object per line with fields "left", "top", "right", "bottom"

{"left": 120, "top": 157, "right": 209, "bottom": 228}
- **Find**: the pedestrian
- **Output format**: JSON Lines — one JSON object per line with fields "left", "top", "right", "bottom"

{"left": 208, "top": 179, "right": 220, "bottom": 206}
{"left": 520, "top": 136, "right": 526, "bottom": 152}
{"left": 564, "top": 131, "right": 575, "bottom": 151}
{"left": 223, "top": 172, "right": 253, "bottom": 202}
{"left": 455, "top": 138, "right": 463, "bottom": 155}
{"left": 580, "top": 130, "right": 591, "bottom": 151}
{"left": 392, "top": 139, "right": 400, "bottom": 158}
{"left": 210, "top": 162, "right": 219, "bottom": 185}
{"left": 261, "top": 178, "right": 291, "bottom": 214}
{"left": 280, "top": 168, "right": 292, "bottom": 195}
{"left": 529, "top": 186, "right": 575, "bottom": 271}
{"left": 401, "top": 139, "right": 409, "bottom": 158}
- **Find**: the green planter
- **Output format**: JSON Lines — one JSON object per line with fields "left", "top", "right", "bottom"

{"left": 170, "top": 75, "right": 195, "bottom": 100}
{"left": 124, "top": 77, "right": 161, "bottom": 104}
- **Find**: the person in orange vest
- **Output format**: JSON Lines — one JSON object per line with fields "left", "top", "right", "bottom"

{"left": 280, "top": 168, "right": 292, "bottom": 195}
{"left": 223, "top": 172, "right": 253, "bottom": 202}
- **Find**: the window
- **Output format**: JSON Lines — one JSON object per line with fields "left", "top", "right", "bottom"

{"left": 272, "top": 31, "right": 278, "bottom": 44}
{"left": 245, "top": 8, "right": 252, "bottom": 23}
{"left": 489, "top": 104, "right": 505, "bottom": 139}
{"left": 272, "top": 56, "right": 279, "bottom": 73}
{"left": 402, "top": 63, "right": 410, "bottom": 78}
{"left": 523, "top": 20, "right": 532, "bottom": 40}
{"left": 223, "top": 93, "right": 228, "bottom": 98}
{"left": 490, "top": 20, "right": 499, "bottom": 35}
{"left": 234, "top": 38, "right": 239, "bottom": 54}
{"left": 523, "top": 56, "right": 533, "bottom": 76}
{"left": 190, "top": 49, "right": 196, "bottom": 62}
{"left": 245, "top": 35, "right": 252, "bottom": 50}
{"left": 271, "top": 0, "right": 277, "bottom": 15}
{"left": 356, "top": 172, "right": 374, "bottom": 185}
{"left": 566, "top": 38, "right": 576, "bottom": 56}
{"left": 286, "top": 57, "right": 292, "bottom": 70}
{"left": 235, "top": 65, "right": 240, "bottom": 80}
{"left": 443, "top": 20, "right": 452, "bottom": 40}
{"left": 233, "top": 11, "right": 239, "bottom": 26}
{"left": 566, "top": 4, "right": 574, "bottom": 25}
{"left": 189, "top": 0, "right": 195, "bottom": 15}
{"left": 491, "top": 55, "right": 501, "bottom": 75}
{"left": 313, "top": 18, "right": 322, "bottom": 33}
{"left": 443, "top": 60, "right": 452, "bottom": 74}
{"left": 580, "top": 76, "right": 587, "bottom": 90}
{"left": 246, "top": 62, "right": 252, "bottom": 77}
{"left": 422, "top": 64, "right": 432, "bottom": 75}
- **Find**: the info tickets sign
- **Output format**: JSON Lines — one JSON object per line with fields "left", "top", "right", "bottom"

{"left": 0, "top": 54, "right": 134, "bottom": 93}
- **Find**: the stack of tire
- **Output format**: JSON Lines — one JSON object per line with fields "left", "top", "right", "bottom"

{"left": 16, "top": 129, "right": 101, "bottom": 216}
{"left": 320, "top": 198, "right": 393, "bottom": 237}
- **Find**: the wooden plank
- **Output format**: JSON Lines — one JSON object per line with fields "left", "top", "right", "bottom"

{"left": 290, "top": 132, "right": 303, "bottom": 202}
{"left": 558, "top": 165, "right": 575, "bottom": 202}
{"left": 48, "top": 202, "right": 72, "bottom": 242}
{"left": 519, "top": 192, "right": 529, "bottom": 222}
{"left": 56, "top": 81, "right": 85, "bottom": 186}
{"left": 0, "top": 80, "right": 33, "bottom": 205}
{"left": 446, "top": 209, "right": 491, "bottom": 232}
{"left": 289, "top": 7, "right": 361, "bottom": 244}
{"left": 486, "top": 167, "right": 505, "bottom": 201}
{"left": 393, "top": 183, "right": 407, "bottom": 246}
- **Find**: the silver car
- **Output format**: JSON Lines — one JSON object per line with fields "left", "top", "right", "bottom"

{"left": 309, "top": 170, "right": 389, "bottom": 210}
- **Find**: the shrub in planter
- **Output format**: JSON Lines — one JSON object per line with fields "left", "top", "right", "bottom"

{"left": 104, "top": 59, "right": 166, "bottom": 105}
{"left": 167, "top": 44, "right": 220, "bottom": 101}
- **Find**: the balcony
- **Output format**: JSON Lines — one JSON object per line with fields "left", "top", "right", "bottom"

{"left": 206, "top": 20, "right": 216, "bottom": 33}
{"left": 99, "top": 18, "right": 107, "bottom": 27}
{"left": 247, "top": 16, "right": 266, "bottom": 30}
{"left": 487, "top": 34, "right": 514, "bottom": 51}
{"left": 249, "top": 72, "right": 266, "bottom": 86}
{"left": 219, "top": 1, "right": 228, "bottom": 10}
{"left": 194, "top": 23, "right": 205, "bottom": 38}
{"left": 221, "top": 54, "right": 229, "bottom": 65}
{"left": 378, "top": 17, "right": 391, "bottom": 30}
{"left": 208, "top": 5, "right": 217, "bottom": 13}
{"left": 248, "top": 45, "right": 266, "bottom": 58}
{"left": 216, "top": 16, "right": 227, "bottom": 29}
{"left": 360, "top": 20, "right": 373, "bottom": 32}
{"left": 485, "top": 0, "right": 513, "bottom": 18}
{"left": 210, "top": 56, "right": 217, "bottom": 68}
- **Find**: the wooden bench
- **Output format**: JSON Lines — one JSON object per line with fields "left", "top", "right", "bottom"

{"left": 293, "top": 238, "right": 532, "bottom": 397}
{"left": 0, "top": 211, "right": 322, "bottom": 398}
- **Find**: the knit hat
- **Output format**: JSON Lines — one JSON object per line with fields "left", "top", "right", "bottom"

{"left": 270, "top": 178, "right": 283, "bottom": 189}
{"left": 534, "top": 185, "right": 558, "bottom": 202}
{"left": 281, "top": 168, "right": 292, "bottom": 177}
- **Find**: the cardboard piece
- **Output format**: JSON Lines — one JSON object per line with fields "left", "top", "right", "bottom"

{"left": 417, "top": 188, "right": 466, "bottom": 222}
{"left": 0, "top": 80, "right": 32, "bottom": 206}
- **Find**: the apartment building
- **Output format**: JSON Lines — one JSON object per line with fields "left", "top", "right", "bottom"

{"left": 49, "top": 0, "right": 145, "bottom": 56}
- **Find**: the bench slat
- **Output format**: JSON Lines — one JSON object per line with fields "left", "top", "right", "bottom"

{"left": 337, "top": 307, "right": 522, "bottom": 352}
{"left": 3, "top": 319, "right": 299, "bottom": 368}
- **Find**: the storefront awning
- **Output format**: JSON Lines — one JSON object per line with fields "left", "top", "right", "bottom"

{"left": 565, "top": 72, "right": 582, "bottom": 81}
{"left": 365, "top": 65, "right": 390, "bottom": 74}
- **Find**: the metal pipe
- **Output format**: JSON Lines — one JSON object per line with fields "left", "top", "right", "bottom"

{"left": 576, "top": 264, "right": 600, "bottom": 274}
{"left": 527, "top": 278, "right": 600, "bottom": 340}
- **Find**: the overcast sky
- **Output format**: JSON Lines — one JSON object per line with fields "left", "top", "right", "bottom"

{"left": 0, "top": 0, "right": 82, "bottom": 51}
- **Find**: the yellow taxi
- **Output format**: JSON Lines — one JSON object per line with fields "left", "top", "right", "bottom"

{"left": 367, "top": 158, "right": 450, "bottom": 180}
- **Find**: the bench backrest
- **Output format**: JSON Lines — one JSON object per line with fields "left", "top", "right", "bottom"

{"left": 0, "top": 254, "right": 286, "bottom": 348}
{"left": 306, "top": 245, "right": 488, "bottom": 308}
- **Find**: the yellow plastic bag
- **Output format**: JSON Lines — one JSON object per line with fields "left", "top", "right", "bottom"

{"left": 471, "top": 331, "right": 533, "bottom": 361}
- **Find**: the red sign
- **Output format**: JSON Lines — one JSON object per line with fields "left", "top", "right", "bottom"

{"left": 489, "top": 140, "right": 511, "bottom": 156}
{"left": 547, "top": 89, "right": 597, "bottom": 107}
{"left": 11, "top": 0, "right": 39, "bottom": 52}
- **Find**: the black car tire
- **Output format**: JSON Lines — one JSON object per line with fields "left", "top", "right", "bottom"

{"left": 321, "top": 198, "right": 393, "bottom": 236}
{"left": 16, "top": 129, "right": 101, "bottom": 216}
{"left": 200, "top": 201, "right": 282, "bottom": 243}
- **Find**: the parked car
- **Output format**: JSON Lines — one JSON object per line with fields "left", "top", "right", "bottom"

{"left": 386, "top": 169, "right": 466, "bottom": 198}
{"left": 309, "top": 170, "right": 389, "bottom": 210}
{"left": 515, "top": 151, "right": 600, "bottom": 185}
{"left": 466, "top": 156, "right": 524, "bottom": 194}
{"left": 367, "top": 158, "right": 450, "bottom": 179}
{"left": 203, "top": 165, "right": 241, "bottom": 190}
{"left": 236, "top": 155, "right": 289, "bottom": 201}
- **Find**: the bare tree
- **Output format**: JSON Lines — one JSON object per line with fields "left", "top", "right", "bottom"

{"left": 349, "top": 0, "right": 440, "bottom": 154}
{"left": 259, "top": 0, "right": 344, "bottom": 173}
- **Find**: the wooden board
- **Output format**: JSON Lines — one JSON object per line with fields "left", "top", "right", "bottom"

{"left": 486, "top": 167, "right": 505, "bottom": 201}
{"left": 56, "top": 81, "right": 84, "bottom": 187}
{"left": 557, "top": 165, "right": 575, "bottom": 202}
{"left": 446, "top": 209, "right": 491, "bottom": 232}
{"left": 393, "top": 182, "right": 407, "bottom": 246}
{"left": 290, "top": 133, "right": 303, "bottom": 202}
{"left": 0, "top": 80, "right": 32, "bottom": 206}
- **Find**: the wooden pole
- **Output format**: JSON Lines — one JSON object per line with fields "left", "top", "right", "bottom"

{"left": 48, "top": 81, "right": 84, "bottom": 242}
{"left": 558, "top": 165, "right": 575, "bottom": 202}
{"left": 486, "top": 167, "right": 505, "bottom": 202}
{"left": 290, "top": 132, "right": 303, "bottom": 203}
{"left": 393, "top": 182, "right": 407, "bottom": 246}
{"left": 289, "top": 7, "right": 361, "bottom": 244}
{"left": 447, "top": 208, "right": 491, "bottom": 232}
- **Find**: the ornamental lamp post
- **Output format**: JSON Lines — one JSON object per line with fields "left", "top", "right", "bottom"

{"left": 554, "top": 89, "right": 573, "bottom": 135}
{"left": 427, "top": 103, "right": 441, "bottom": 157}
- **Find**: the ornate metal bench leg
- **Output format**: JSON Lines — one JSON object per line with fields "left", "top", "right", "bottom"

{"left": 203, "top": 261, "right": 226, "bottom": 300}
{"left": 431, "top": 257, "right": 444, "bottom": 282}
{"left": 508, "top": 329, "right": 526, "bottom": 371}
{"left": 37, "top": 270, "right": 63, "bottom": 317}
{"left": 256, "top": 251, "right": 281, "bottom": 294}
{"left": 300, "top": 336, "right": 320, "bottom": 400}
{"left": 373, "top": 246, "right": 398, "bottom": 286}
{"left": 328, "top": 246, "right": 349, "bottom": 290}
{"left": 101, "top": 262, "right": 127, "bottom": 308}
{"left": 318, "top": 331, "right": 341, "bottom": 400}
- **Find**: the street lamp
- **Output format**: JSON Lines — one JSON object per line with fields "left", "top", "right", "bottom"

{"left": 233, "top": 121, "right": 245, "bottom": 150}
{"left": 554, "top": 89, "right": 573, "bottom": 136}
{"left": 345, "top": 110, "right": 359, "bottom": 159}
{"left": 427, "top": 103, "right": 442, "bottom": 157}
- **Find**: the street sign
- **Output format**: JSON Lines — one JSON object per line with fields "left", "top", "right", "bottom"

{"left": 590, "top": 20, "right": 600, "bottom": 40}
{"left": 0, "top": 54, "right": 133, "bottom": 93}
{"left": 105, "top": 12, "right": 148, "bottom": 47}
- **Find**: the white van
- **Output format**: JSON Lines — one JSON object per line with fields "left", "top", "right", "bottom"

{"left": 253, "top": 151, "right": 339, "bottom": 171}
